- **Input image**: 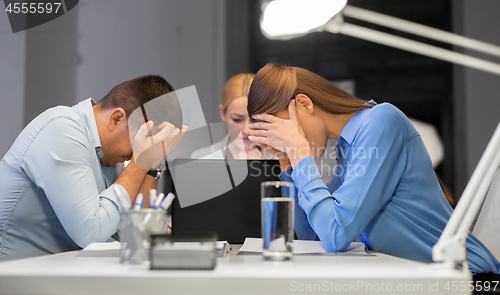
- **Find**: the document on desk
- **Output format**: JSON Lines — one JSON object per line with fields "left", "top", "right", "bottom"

{"left": 77, "top": 241, "right": 230, "bottom": 258}
{"left": 216, "top": 241, "right": 230, "bottom": 257}
{"left": 238, "top": 238, "right": 374, "bottom": 256}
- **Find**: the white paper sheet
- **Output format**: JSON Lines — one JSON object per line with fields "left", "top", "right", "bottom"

{"left": 238, "top": 238, "right": 372, "bottom": 255}
{"left": 76, "top": 242, "right": 121, "bottom": 257}
{"left": 82, "top": 242, "right": 121, "bottom": 251}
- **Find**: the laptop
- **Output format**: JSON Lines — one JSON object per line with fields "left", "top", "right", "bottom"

{"left": 168, "top": 159, "right": 281, "bottom": 244}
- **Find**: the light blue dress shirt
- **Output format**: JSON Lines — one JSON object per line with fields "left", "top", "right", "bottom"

{"left": 280, "top": 101, "right": 500, "bottom": 275}
{"left": 0, "top": 99, "right": 131, "bottom": 261}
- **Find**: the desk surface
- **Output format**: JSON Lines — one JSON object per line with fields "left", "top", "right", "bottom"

{"left": 0, "top": 245, "right": 471, "bottom": 295}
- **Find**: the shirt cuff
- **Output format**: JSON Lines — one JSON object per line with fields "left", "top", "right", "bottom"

{"left": 279, "top": 168, "right": 293, "bottom": 182}
{"left": 105, "top": 184, "right": 131, "bottom": 214}
{"left": 291, "top": 156, "right": 323, "bottom": 192}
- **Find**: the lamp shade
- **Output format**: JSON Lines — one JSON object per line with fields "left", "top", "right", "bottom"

{"left": 260, "top": 0, "right": 347, "bottom": 40}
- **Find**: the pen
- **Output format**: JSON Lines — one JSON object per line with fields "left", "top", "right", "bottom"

{"left": 154, "top": 193, "right": 165, "bottom": 209}
{"left": 159, "top": 193, "right": 175, "bottom": 210}
{"left": 142, "top": 192, "right": 163, "bottom": 226}
{"left": 149, "top": 189, "right": 157, "bottom": 209}
{"left": 134, "top": 193, "right": 144, "bottom": 210}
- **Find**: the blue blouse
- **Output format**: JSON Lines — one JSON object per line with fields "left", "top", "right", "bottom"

{"left": 280, "top": 102, "right": 500, "bottom": 274}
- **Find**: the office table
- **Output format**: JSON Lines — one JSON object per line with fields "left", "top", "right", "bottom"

{"left": 0, "top": 245, "right": 471, "bottom": 295}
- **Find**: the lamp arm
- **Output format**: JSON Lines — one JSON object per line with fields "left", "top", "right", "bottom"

{"left": 457, "top": 151, "right": 500, "bottom": 240}
{"left": 341, "top": 5, "right": 500, "bottom": 59}
{"left": 323, "top": 17, "right": 500, "bottom": 76}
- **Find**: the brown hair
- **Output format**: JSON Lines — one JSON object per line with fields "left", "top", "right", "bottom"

{"left": 221, "top": 73, "right": 255, "bottom": 114}
{"left": 437, "top": 172, "right": 454, "bottom": 208}
{"left": 97, "top": 75, "right": 182, "bottom": 129}
{"left": 247, "top": 63, "right": 372, "bottom": 120}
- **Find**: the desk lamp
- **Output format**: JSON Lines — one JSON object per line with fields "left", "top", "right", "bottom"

{"left": 259, "top": 0, "right": 500, "bottom": 274}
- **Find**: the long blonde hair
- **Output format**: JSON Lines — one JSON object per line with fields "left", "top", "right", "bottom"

{"left": 221, "top": 73, "right": 255, "bottom": 114}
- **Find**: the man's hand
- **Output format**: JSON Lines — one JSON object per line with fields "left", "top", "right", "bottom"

{"left": 133, "top": 121, "right": 188, "bottom": 170}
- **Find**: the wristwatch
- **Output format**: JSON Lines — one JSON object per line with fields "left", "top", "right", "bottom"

{"left": 147, "top": 169, "right": 162, "bottom": 179}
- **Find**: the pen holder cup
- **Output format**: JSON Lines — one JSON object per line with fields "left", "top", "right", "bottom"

{"left": 119, "top": 209, "right": 171, "bottom": 264}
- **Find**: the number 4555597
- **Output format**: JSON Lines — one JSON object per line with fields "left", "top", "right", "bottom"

{"left": 6, "top": 2, "right": 62, "bottom": 14}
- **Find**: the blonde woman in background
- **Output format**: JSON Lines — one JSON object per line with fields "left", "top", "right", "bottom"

{"left": 192, "top": 73, "right": 270, "bottom": 159}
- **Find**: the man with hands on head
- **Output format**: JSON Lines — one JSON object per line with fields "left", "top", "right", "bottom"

{"left": 0, "top": 75, "right": 187, "bottom": 261}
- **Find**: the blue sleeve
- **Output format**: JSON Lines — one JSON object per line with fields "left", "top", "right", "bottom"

{"left": 292, "top": 109, "right": 408, "bottom": 251}
{"left": 325, "top": 170, "right": 341, "bottom": 193}
{"left": 279, "top": 168, "right": 319, "bottom": 240}
{"left": 21, "top": 117, "right": 130, "bottom": 248}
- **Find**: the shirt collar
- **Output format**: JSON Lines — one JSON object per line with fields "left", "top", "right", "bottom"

{"left": 73, "top": 98, "right": 104, "bottom": 159}
{"left": 339, "top": 99, "right": 377, "bottom": 145}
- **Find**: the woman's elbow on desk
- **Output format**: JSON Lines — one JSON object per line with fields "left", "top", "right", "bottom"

{"left": 320, "top": 238, "right": 352, "bottom": 253}
{"left": 313, "top": 222, "right": 355, "bottom": 252}
{"left": 307, "top": 204, "right": 355, "bottom": 252}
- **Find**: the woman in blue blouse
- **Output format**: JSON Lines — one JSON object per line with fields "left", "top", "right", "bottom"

{"left": 247, "top": 63, "right": 499, "bottom": 275}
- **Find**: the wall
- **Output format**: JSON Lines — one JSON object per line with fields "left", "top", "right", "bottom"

{"left": 74, "top": 0, "right": 226, "bottom": 123}
{"left": 453, "top": 0, "right": 500, "bottom": 195}
{"left": 0, "top": 0, "right": 226, "bottom": 158}
{"left": 0, "top": 12, "right": 25, "bottom": 157}
{"left": 225, "top": 0, "right": 251, "bottom": 78}
{"left": 23, "top": 3, "right": 78, "bottom": 125}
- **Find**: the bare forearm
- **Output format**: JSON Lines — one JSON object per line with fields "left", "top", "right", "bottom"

{"left": 114, "top": 158, "right": 147, "bottom": 204}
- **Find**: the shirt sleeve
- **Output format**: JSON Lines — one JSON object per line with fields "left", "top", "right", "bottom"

{"left": 292, "top": 108, "right": 408, "bottom": 252}
{"left": 279, "top": 168, "right": 319, "bottom": 241}
{"left": 325, "top": 170, "right": 341, "bottom": 193}
{"left": 20, "top": 117, "right": 130, "bottom": 248}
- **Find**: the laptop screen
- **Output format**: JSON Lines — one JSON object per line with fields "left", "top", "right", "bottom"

{"left": 168, "top": 159, "right": 281, "bottom": 244}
